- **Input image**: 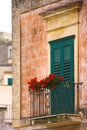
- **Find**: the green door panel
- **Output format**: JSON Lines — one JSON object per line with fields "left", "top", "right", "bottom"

{"left": 49, "top": 35, "right": 75, "bottom": 115}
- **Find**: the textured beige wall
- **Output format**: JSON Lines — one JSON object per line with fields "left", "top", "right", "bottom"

{"left": 0, "top": 86, "right": 12, "bottom": 104}
{"left": 0, "top": 86, "right": 12, "bottom": 123}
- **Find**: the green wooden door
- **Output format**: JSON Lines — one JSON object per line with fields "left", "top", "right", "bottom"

{"left": 49, "top": 35, "right": 75, "bottom": 115}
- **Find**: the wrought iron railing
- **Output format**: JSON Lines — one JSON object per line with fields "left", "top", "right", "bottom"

{"left": 29, "top": 82, "right": 83, "bottom": 118}
{"left": 29, "top": 89, "right": 50, "bottom": 118}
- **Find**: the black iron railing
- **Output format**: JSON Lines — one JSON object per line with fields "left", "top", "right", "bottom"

{"left": 29, "top": 89, "right": 50, "bottom": 118}
{"left": 29, "top": 82, "right": 83, "bottom": 118}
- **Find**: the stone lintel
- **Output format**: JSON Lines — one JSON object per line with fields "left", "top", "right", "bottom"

{"left": 40, "top": 1, "right": 82, "bottom": 20}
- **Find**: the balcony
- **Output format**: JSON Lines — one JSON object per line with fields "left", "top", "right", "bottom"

{"left": 29, "top": 82, "right": 83, "bottom": 120}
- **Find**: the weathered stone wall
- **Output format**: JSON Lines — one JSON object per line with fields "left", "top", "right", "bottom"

{"left": 21, "top": 11, "right": 50, "bottom": 116}
{"left": 0, "top": 108, "right": 14, "bottom": 130}
{"left": 0, "top": 66, "right": 12, "bottom": 84}
{"left": 12, "top": 0, "right": 87, "bottom": 129}
{"left": 0, "top": 41, "right": 12, "bottom": 64}
{"left": 20, "top": 0, "right": 83, "bottom": 118}
{"left": 20, "top": 9, "right": 49, "bottom": 117}
{"left": 79, "top": 0, "right": 87, "bottom": 110}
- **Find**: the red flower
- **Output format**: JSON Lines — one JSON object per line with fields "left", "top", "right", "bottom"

{"left": 45, "top": 79, "right": 50, "bottom": 83}
{"left": 41, "top": 83, "right": 46, "bottom": 88}
{"left": 27, "top": 74, "right": 64, "bottom": 92}
{"left": 31, "top": 87, "right": 35, "bottom": 91}
{"left": 59, "top": 76, "right": 63, "bottom": 81}
{"left": 49, "top": 74, "right": 56, "bottom": 80}
{"left": 40, "top": 80, "right": 43, "bottom": 84}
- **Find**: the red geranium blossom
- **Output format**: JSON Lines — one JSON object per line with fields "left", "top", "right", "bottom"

{"left": 59, "top": 76, "right": 63, "bottom": 81}
{"left": 27, "top": 74, "right": 64, "bottom": 92}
